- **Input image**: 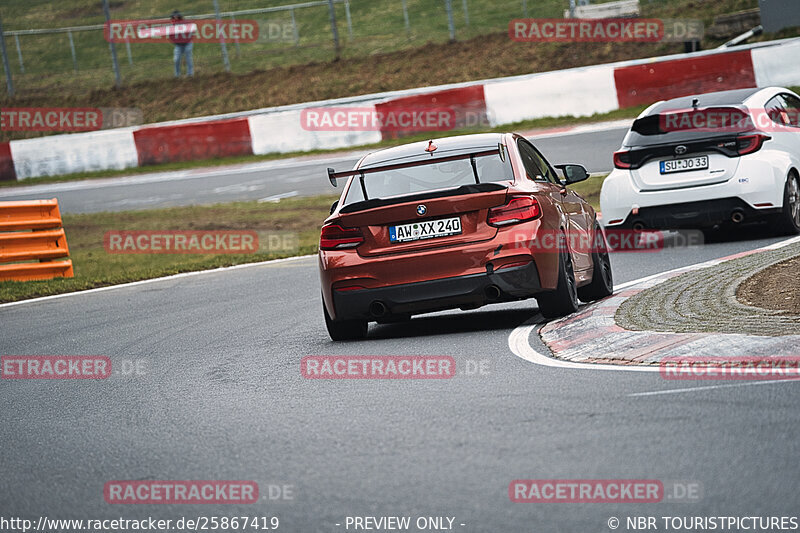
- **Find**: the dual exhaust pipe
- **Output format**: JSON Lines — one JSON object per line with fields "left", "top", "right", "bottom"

{"left": 630, "top": 209, "right": 745, "bottom": 230}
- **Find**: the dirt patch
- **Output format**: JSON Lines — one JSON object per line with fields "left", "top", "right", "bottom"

{"left": 737, "top": 255, "right": 800, "bottom": 315}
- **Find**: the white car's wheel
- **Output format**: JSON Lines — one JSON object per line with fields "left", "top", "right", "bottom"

{"left": 775, "top": 172, "right": 800, "bottom": 235}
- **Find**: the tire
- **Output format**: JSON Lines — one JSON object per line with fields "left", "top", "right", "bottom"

{"left": 701, "top": 227, "right": 721, "bottom": 243}
{"left": 577, "top": 223, "right": 614, "bottom": 302}
{"left": 775, "top": 172, "right": 800, "bottom": 235}
{"left": 536, "top": 233, "right": 579, "bottom": 319}
{"left": 323, "top": 299, "right": 367, "bottom": 341}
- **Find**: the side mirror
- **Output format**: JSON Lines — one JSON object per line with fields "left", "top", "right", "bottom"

{"left": 330, "top": 200, "right": 339, "bottom": 215}
{"left": 555, "top": 164, "right": 589, "bottom": 185}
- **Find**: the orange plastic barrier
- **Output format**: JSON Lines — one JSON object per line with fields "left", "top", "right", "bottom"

{"left": 0, "top": 199, "right": 74, "bottom": 281}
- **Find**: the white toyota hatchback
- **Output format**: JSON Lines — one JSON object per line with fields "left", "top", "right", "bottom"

{"left": 601, "top": 87, "right": 800, "bottom": 235}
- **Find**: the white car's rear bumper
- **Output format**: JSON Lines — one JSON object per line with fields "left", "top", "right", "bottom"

{"left": 600, "top": 152, "right": 788, "bottom": 228}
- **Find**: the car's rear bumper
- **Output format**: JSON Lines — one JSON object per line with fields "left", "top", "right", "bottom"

{"left": 611, "top": 197, "right": 781, "bottom": 229}
{"left": 601, "top": 155, "right": 788, "bottom": 229}
{"left": 319, "top": 216, "right": 563, "bottom": 321}
{"left": 331, "top": 260, "right": 541, "bottom": 321}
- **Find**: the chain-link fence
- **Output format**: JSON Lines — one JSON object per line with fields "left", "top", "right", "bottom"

{"left": 0, "top": 0, "right": 602, "bottom": 97}
{"left": 0, "top": 0, "right": 745, "bottom": 98}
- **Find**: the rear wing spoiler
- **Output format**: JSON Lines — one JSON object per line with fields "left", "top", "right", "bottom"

{"left": 326, "top": 145, "right": 505, "bottom": 187}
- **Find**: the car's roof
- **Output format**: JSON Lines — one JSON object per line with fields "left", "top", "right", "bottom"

{"left": 648, "top": 87, "right": 765, "bottom": 113}
{"left": 359, "top": 133, "right": 507, "bottom": 168}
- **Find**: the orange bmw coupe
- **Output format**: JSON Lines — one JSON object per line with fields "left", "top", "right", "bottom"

{"left": 319, "top": 133, "right": 612, "bottom": 340}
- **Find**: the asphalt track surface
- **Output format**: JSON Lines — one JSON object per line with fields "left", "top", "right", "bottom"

{"left": 1, "top": 128, "right": 799, "bottom": 531}
{"left": 0, "top": 127, "right": 627, "bottom": 214}
{"left": 2, "top": 228, "right": 797, "bottom": 530}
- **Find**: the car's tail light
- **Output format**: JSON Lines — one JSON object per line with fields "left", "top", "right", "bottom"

{"left": 613, "top": 150, "right": 632, "bottom": 169}
{"left": 736, "top": 134, "right": 770, "bottom": 156}
{"left": 488, "top": 196, "right": 541, "bottom": 227}
{"left": 320, "top": 224, "right": 364, "bottom": 250}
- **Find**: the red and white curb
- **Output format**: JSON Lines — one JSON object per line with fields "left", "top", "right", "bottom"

{"left": 509, "top": 236, "right": 800, "bottom": 372}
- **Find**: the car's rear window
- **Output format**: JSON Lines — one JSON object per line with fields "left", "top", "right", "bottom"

{"left": 342, "top": 152, "right": 513, "bottom": 206}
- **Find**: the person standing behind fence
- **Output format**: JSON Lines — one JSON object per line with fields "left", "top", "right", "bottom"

{"left": 170, "top": 11, "right": 194, "bottom": 77}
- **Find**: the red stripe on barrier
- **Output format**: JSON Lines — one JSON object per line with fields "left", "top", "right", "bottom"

{"left": 613, "top": 50, "right": 756, "bottom": 108}
{"left": 0, "top": 142, "right": 16, "bottom": 182}
{"left": 133, "top": 118, "right": 252, "bottom": 166}
{"left": 375, "top": 85, "right": 487, "bottom": 140}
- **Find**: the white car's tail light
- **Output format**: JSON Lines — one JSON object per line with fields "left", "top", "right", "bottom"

{"left": 613, "top": 151, "right": 632, "bottom": 169}
{"left": 736, "top": 134, "right": 771, "bottom": 156}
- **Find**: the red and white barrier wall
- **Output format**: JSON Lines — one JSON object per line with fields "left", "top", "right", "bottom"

{"left": 613, "top": 49, "right": 756, "bottom": 108}
{"left": 2, "top": 38, "right": 799, "bottom": 182}
{"left": 8, "top": 129, "right": 138, "bottom": 181}
{"left": 484, "top": 63, "right": 619, "bottom": 125}
{"left": 248, "top": 109, "right": 381, "bottom": 155}
{"left": 753, "top": 38, "right": 800, "bottom": 87}
{"left": 133, "top": 118, "right": 253, "bottom": 165}
{"left": 374, "top": 85, "right": 488, "bottom": 139}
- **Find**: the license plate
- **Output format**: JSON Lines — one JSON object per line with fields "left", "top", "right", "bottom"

{"left": 659, "top": 155, "right": 709, "bottom": 174}
{"left": 389, "top": 217, "right": 462, "bottom": 243}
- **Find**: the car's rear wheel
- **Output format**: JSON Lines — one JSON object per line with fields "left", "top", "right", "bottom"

{"left": 577, "top": 223, "right": 614, "bottom": 302}
{"left": 775, "top": 172, "right": 800, "bottom": 235}
{"left": 536, "top": 233, "right": 579, "bottom": 319}
{"left": 323, "top": 299, "right": 367, "bottom": 341}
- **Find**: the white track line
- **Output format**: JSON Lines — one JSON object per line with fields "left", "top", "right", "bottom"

{"left": 508, "top": 321, "right": 661, "bottom": 373}
{"left": 258, "top": 190, "right": 299, "bottom": 203}
{"left": 0, "top": 154, "right": 360, "bottom": 197}
{"left": 0, "top": 255, "right": 316, "bottom": 310}
{"left": 628, "top": 378, "right": 800, "bottom": 397}
{"left": 508, "top": 235, "right": 800, "bottom": 373}
{"left": 523, "top": 119, "right": 632, "bottom": 140}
